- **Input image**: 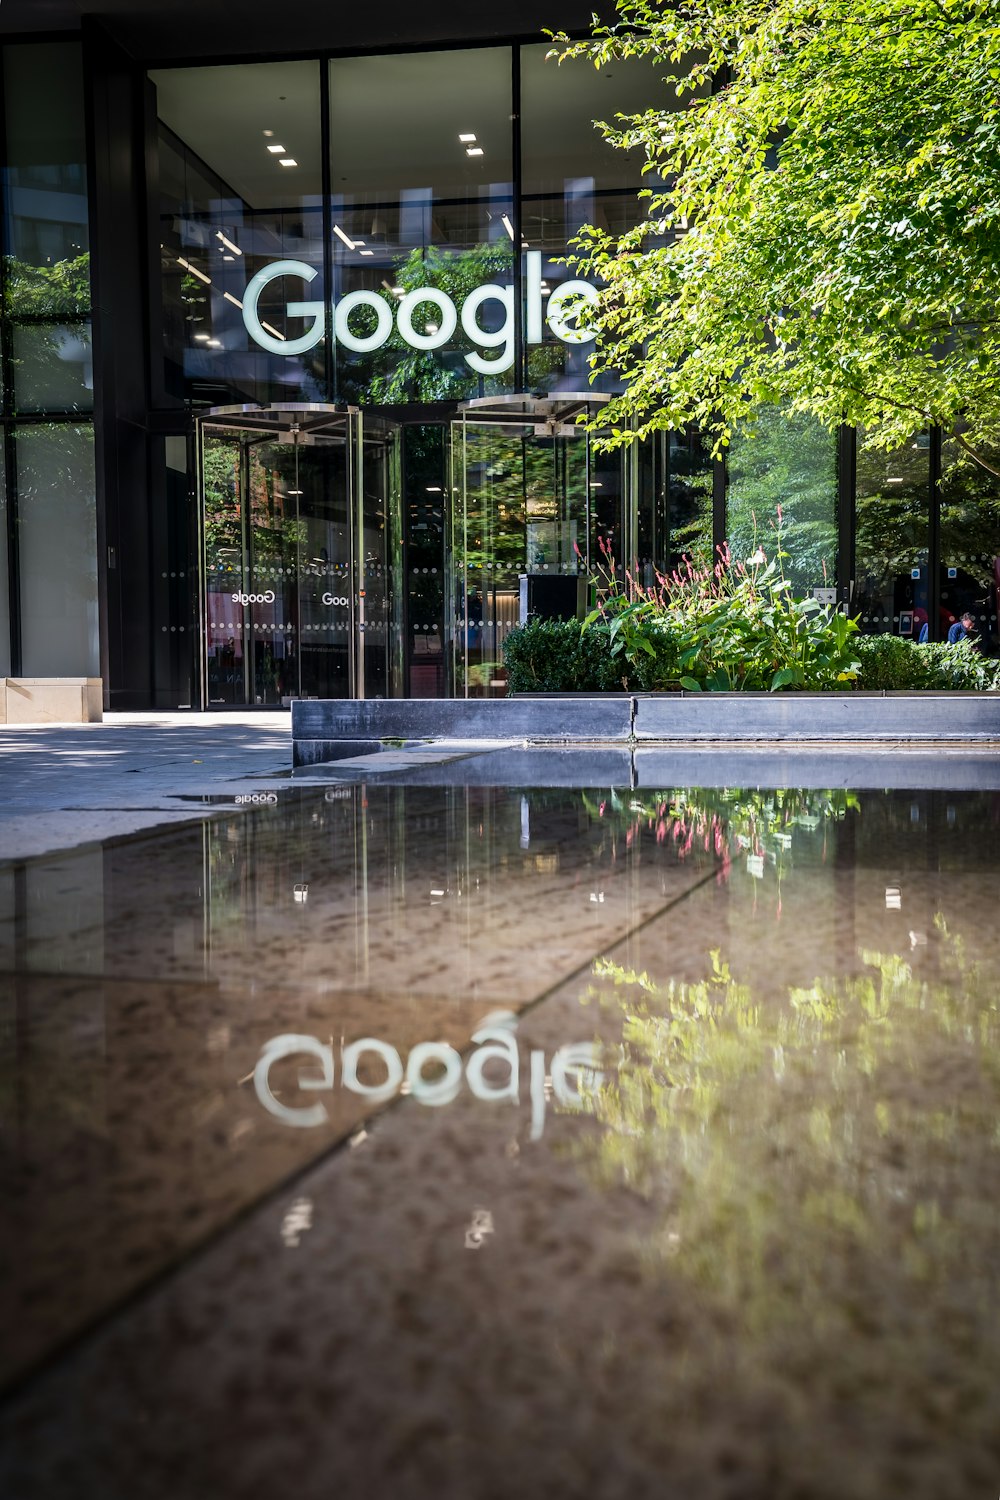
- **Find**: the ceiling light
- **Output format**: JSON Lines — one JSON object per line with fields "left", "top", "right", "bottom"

{"left": 501, "top": 214, "right": 515, "bottom": 240}
{"left": 354, "top": 240, "right": 366, "bottom": 246}
{"left": 223, "top": 255, "right": 234, "bottom": 262}
{"left": 216, "top": 231, "right": 243, "bottom": 256}
{"left": 263, "top": 129, "right": 274, "bottom": 137}
{"left": 287, "top": 489, "right": 304, "bottom": 496}
{"left": 267, "top": 144, "right": 286, "bottom": 154}
{"left": 359, "top": 249, "right": 374, "bottom": 256}
{"left": 223, "top": 291, "right": 243, "bottom": 309}
{"left": 426, "top": 486, "right": 442, "bottom": 493}
{"left": 466, "top": 146, "right": 484, "bottom": 157}
{"left": 279, "top": 158, "right": 297, "bottom": 167}
{"left": 261, "top": 320, "right": 286, "bottom": 342}
{"left": 459, "top": 132, "right": 477, "bottom": 143}
{"left": 194, "top": 333, "right": 210, "bottom": 341}
{"left": 885, "top": 477, "right": 905, "bottom": 484}
{"left": 333, "top": 224, "right": 356, "bottom": 249}
{"left": 207, "top": 338, "right": 222, "bottom": 347}
{"left": 177, "top": 256, "right": 211, "bottom": 286}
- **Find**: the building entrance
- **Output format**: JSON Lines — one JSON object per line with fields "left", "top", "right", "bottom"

{"left": 449, "top": 394, "right": 612, "bottom": 697}
{"left": 197, "top": 405, "right": 402, "bottom": 707}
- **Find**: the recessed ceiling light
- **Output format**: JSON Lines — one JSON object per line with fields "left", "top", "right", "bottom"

{"left": 279, "top": 158, "right": 297, "bottom": 167}
{"left": 466, "top": 146, "right": 484, "bottom": 157}
{"left": 194, "top": 333, "right": 210, "bottom": 341}
{"left": 206, "top": 338, "right": 222, "bottom": 347}
{"left": 223, "top": 255, "right": 234, "bottom": 262}
{"left": 359, "top": 249, "right": 374, "bottom": 256}
{"left": 263, "top": 129, "right": 274, "bottom": 137}
{"left": 333, "top": 224, "right": 355, "bottom": 249}
{"left": 267, "top": 144, "right": 286, "bottom": 154}
{"left": 459, "top": 132, "right": 477, "bottom": 143}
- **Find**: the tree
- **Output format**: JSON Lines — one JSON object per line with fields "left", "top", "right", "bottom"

{"left": 551, "top": 0, "right": 1000, "bottom": 473}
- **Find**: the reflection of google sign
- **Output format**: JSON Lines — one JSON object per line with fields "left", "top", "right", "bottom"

{"left": 241, "top": 252, "right": 599, "bottom": 373}
{"left": 322, "top": 593, "right": 349, "bottom": 606}
{"left": 232, "top": 589, "right": 275, "bottom": 605}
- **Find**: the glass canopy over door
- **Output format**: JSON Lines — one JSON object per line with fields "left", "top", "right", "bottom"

{"left": 448, "top": 394, "right": 612, "bottom": 697}
{"left": 197, "top": 404, "right": 401, "bottom": 706}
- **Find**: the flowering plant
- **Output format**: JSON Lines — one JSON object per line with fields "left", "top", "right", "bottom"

{"left": 583, "top": 510, "right": 860, "bottom": 691}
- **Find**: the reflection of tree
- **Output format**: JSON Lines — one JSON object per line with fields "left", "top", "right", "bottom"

{"left": 940, "top": 441, "right": 1000, "bottom": 595}
{"left": 202, "top": 438, "right": 306, "bottom": 567}
{"left": 4, "top": 253, "right": 92, "bottom": 413}
{"left": 4, "top": 253, "right": 91, "bottom": 317}
{"left": 727, "top": 406, "right": 837, "bottom": 592}
{"left": 354, "top": 242, "right": 515, "bottom": 405}
{"left": 572, "top": 923, "right": 1000, "bottom": 1470}
{"left": 855, "top": 436, "right": 930, "bottom": 597}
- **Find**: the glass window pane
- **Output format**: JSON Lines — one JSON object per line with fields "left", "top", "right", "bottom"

{"left": 940, "top": 438, "right": 1000, "bottom": 651}
{"left": 3, "top": 42, "right": 90, "bottom": 317}
{"left": 12, "top": 323, "right": 93, "bottom": 413}
{"left": 329, "top": 49, "right": 514, "bottom": 404}
{"left": 727, "top": 407, "right": 837, "bottom": 594}
{"left": 15, "top": 423, "right": 98, "bottom": 676}
{"left": 855, "top": 431, "right": 930, "bottom": 637}
{"left": 635, "top": 428, "right": 714, "bottom": 579}
{"left": 151, "top": 61, "right": 323, "bottom": 407}
{"left": 520, "top": 44, "right": 680, "bottom": 393}
{"left": 0, "top": 447, "right": 10, "bottom": 675}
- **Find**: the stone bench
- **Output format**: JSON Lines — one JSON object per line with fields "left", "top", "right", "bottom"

{"left": 1, "top": 678, "right": 103, "bottom": 724}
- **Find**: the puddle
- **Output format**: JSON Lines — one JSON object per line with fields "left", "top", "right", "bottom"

{"left": 3, "top": 781, "right": 1000, "bottom": 1497}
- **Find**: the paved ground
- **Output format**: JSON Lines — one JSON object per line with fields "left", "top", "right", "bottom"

{"left": 0, "top": 712, "right": 294, "bottom": 862}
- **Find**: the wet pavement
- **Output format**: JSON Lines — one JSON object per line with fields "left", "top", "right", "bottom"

{"left": 2, "top": 759, "right": 1000, "bottom": 1499}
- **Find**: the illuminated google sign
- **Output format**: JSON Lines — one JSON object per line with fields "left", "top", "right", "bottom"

{"left": 241, "top": 251, "right": 599, "bottom": 373}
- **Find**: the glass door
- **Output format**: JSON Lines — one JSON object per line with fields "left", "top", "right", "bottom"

{"left": 198, "top": 406, "right": 401, "bottom": 705}
{"left": 448, "top": 397, "right": 602, "bottom": 697}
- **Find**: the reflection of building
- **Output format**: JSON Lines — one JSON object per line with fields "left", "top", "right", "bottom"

{"left": 0, "top": 2, "right": 998, "bottom": 708}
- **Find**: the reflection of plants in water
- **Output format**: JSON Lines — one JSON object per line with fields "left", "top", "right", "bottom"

{"left": 575, "top": 929, "right": 1000, "bottom": 1424}
{"left": 583, "top": 786, "right": 858, "bottom": 901}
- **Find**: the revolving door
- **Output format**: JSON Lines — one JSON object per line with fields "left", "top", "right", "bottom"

{"left": 448, "top": 394, "right": 615, "bottom": 697}
{"left": 197, "top": 405, "right": 402, "bottom": 706}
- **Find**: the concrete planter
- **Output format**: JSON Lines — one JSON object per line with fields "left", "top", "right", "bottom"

{"left": 1, "top": 678, "right": 103, "bottom": 724}
{"left": 292, "top": 691, "right": 1000, "bottom": 766}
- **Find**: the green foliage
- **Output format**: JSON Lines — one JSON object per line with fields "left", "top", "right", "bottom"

{"left": 586, "top": 521, "right": 861, "bottom": 691}
{"left": 727, "top": 406, "right": 838, "bottom": 593}
{"left": 4, "top": 253, "right": 91, "bottom": 318}
{"left": 362, "top": 242, "right": 514, "bottom": 405}
{"left": 856, "top": 633, "right": 1000, "bottom": 690}
{"left": 551, "top": 1, "right": 1000, "bottom": 474}
{"left": 503, "top": 618, "right": 626, "bottom": 692}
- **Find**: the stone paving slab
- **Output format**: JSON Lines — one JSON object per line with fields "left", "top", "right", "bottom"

{"left": 0, "top": 713, "right": 293, "bottom": 863}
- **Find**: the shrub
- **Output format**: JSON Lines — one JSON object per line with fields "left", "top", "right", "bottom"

{"left": 503, "top": 619, "right": 626, "bottom": 693}
{"left": 855, "top": 634, "right": 1000, "bottom": 691}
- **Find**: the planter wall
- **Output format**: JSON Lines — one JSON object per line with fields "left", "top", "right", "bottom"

{"left": 292, "top": 692, "right": 1000, "bottom": 767}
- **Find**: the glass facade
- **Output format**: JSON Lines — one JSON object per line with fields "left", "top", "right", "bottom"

{"left": 727, "top": 407, "right": 837, "bottom": 596}
{"left": 0, "top": 25, "right": 997, "bottom": 706}
{"left": 0, "top": 39, "right": 97, "bottom": 680}
{"left": 855, "top": 432, "right": 931, "bottom": 639}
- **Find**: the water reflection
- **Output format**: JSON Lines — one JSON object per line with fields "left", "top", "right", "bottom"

{"left": 568, "top": 917, "right": 1000, "bottom": 1487}
{"left": 2, "top": 780, "right": 1000, "bottom": 1437}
